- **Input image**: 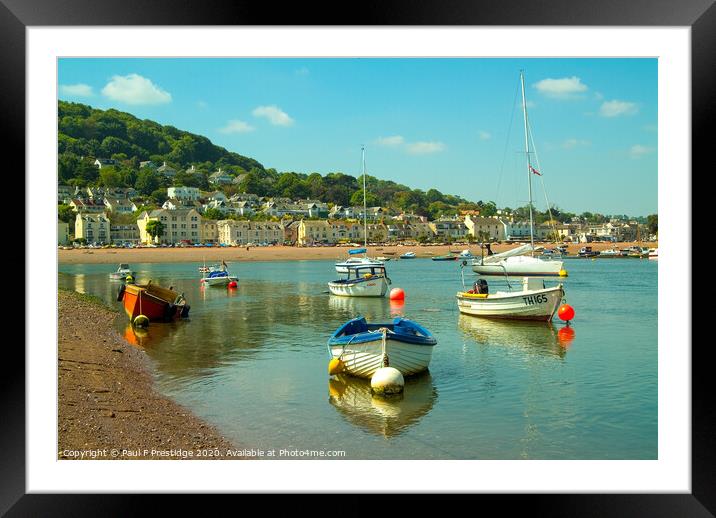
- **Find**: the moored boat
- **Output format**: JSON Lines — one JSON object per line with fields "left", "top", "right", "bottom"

{"left": 472, "top": 243, "right": 566, "bottom": 276}
{"left": 109, "top": 263, "right": 135, "bottom": 280}
{"left": 648, "top": 247, "right": 658, "bottom": 259}
{"left": 456, "top": 276, "right": 564, "bottom": 321}
{"left": 200, "top": 260, "right": 238, "bottom": 286}
{"left": 328, "top": 264, "right": 391, "bottom": 297}
{"left": 117, "top": 280, "right": 190, "bottom": 322}
{"left": 400, "top": 251, "right": 416, "bottom": 259}
{"left": 328, "top": 316, "right": 437, "bottom": 378}
{"left": 432, "top": 254, "right": 458, "bottom": 261}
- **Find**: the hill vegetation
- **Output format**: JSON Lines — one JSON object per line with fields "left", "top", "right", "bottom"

{"left": 58, "top": 101, "right": 649, "bottom": 225}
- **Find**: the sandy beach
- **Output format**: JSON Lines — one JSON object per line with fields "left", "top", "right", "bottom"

{"left": 59, "top": 242, "right": 657, "bottom": 265}
{"left": 58, "top": 289, "right": 239, "bottom": 459}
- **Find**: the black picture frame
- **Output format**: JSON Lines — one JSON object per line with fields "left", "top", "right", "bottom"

{"left": 6, "top": 0, "right": 707, "bottom": 513}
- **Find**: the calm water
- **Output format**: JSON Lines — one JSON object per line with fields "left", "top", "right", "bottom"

{"left": 59, "top": 256, "right": 657, "bottom": 459}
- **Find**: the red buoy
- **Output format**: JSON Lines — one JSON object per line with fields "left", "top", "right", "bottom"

{"left": 557, "top": 304, "right": 575, "bottom": 322}
{"left": 228, "top": 281, "right": 238, "bottom": 288}
{"left": 389, "top": 288, "right": 405, "bottom": 301}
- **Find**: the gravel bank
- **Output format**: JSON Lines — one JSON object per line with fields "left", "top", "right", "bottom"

{"left": 58, "top": 289, "right": 240, "bottom": 460}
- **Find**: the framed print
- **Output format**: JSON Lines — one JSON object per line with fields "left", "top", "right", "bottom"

{"left": 5, "top": 0, "right": 709, "bottom": 512}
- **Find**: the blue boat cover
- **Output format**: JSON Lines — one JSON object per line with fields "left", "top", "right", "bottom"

{"left": 329, "top": 316, "right": 437, "bottom": 347}
{"left": 348, "top": 248, "right": 367, "bottom": 255}
{"left": 207, "top": 270, "right": 229, "bottom": 278}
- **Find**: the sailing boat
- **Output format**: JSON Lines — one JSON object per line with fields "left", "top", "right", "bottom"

{"left": 472, "top": 71, "right": 567, "bottom": 278}
{"left": 329, "top": 147, "right": 391, "bottom": 297}
{"left": 334, "top": 148, "right": 385, "bottom": 274}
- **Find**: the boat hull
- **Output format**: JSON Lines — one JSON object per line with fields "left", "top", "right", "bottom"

{"left": 201, "top": 275, "right": 238, "bottom": 286}
{"left": 328, "top": 276, "right": 389, "bottom": 297}
{"left": 330, "top": 339, "right": 434, "bottom": 378}
{"left": 472, "top": 256, "right": 564, "bottom": 276}
{"left": 456, "top": 285, "right": 564, "bottom": 321}
{"left": 120, "top": 283, "right": 189, "bottom": 322}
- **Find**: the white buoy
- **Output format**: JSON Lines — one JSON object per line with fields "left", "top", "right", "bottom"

{"left": 371, "top": 367, "right": 404, "bottom": 395}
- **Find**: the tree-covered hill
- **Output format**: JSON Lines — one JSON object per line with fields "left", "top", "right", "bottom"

{"left": 58, "top": 101, "right": 264, "bottom": 179}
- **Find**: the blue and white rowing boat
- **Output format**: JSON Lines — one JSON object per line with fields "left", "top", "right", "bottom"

{"left": 327, "top": 316, "right": 437, "bottom": 378}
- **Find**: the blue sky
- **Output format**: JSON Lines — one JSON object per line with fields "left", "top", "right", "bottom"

{"left": 58, "top": 58, "right": 657, "bottom": 216}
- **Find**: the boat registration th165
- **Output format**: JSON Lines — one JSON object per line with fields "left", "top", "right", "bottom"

{"left": 522, "top": 294, "right": 548, "bottom": 306}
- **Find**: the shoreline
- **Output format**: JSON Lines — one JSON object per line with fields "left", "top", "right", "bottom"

{"left": 58, "top": 241, "right": 657, "bottom": 265}
{"left": 58, "top": 289, "right": 240, "bottom": 459}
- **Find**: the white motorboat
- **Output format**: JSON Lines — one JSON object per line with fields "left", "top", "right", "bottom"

{"left": 459, "top": 249, "right": 474, "bottom": 259}
{"left": 335, "top": 251, "right": 384, "bottom": 274}
{"left": 648, "top": 247, "right": 658, "bottom": 259}
{"left": 328, "top": 264, "right": 391, "bottom": 297}
{"left": 109, "top": 263, "right": 135, "bottom": 280}
{"left": 327, "top": 316, "right": 437, "bottom": 378}
{"left": 472, "top": 71, "right": 565, "bottom": 278}
{"left": 400, "top": 251, "right": 416, "bottom": 259}
{"left": 456, "top": 276, "right": 565, "bottom": 321}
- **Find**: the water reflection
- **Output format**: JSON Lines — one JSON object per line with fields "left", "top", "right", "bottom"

{"left": 458, "top": 314, "right": 567, "bottom": 359}
{"left": 328, "top": 373, "right": 437, "bottom": 438}
{"left": 327, "top": 295, "right": 391, "bottom": 321}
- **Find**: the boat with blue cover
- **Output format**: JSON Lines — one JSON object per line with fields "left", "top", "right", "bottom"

{"left": 200, "top": 260, "right": 238, "bottom": 286}
{"left": 327, "top": 316, "right": 437, "bottom": 378}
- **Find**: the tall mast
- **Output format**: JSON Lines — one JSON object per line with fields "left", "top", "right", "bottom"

{"left": 520, "top": 70, "right": 535, "bottom": 254}
{"left": 362, "top": 146, "right": 367, "bottom": 249}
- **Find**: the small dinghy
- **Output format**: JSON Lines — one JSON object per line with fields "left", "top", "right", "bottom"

{"left": 327, "top": 316, "right": 437, "bottom": 378}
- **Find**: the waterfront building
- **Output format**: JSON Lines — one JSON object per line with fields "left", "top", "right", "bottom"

{"left": 75, "top": 212, "right": 110, "bottom": 243}
{"left": 137, "top": 208, "right": 202, "bottom": 244}
{"left": 464, "top": 215, "right": 505, "bottom": 241}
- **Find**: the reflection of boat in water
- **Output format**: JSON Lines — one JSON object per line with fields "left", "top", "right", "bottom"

{"left": 328, "top": 373, "right": 437, "bottom": 438}
{"left": 457, "top": 313, "right": 568, "bottom": 358}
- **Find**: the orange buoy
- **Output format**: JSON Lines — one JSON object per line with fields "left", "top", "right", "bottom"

{"left": 389, "top": 299, "right": 405, "bottom": 315}
{"left": 558, "top": 326, "right": 576, "bottom": 347}
{"left": 389, "top": 288, "right": 405, "bottom": 301}
{"left": 557, "top": 303, "right": 575, "bottom": 322}
{"left": 228, "top": 281, "right": 238, "bottom": 288}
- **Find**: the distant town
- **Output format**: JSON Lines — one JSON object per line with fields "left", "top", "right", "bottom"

{"left": 59, "top": 159, "right": 657, "bottom": 248}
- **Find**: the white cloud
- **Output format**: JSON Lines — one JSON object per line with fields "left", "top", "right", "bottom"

{"left": 252, "top": 105, "right": 294, "bottom": 126}
{"left": 600, "top": 100, "right": 638, "bottom": 117}
{"left": 101, "top": 74, "right": 171, "bottom": 105}
{"left": 376, "top": 135, "right": 405, "bottom": 147}
{"left": 533, "top": 76, "right": 588, "bottom": 98}
{"left": 478, "top": 131, "right": 492, "bottom": 140}
{"left": 406, "top": 141, "right": 445, "bottom": 155}
{"left": 59, "top": 83, "right": 94, "bottom": 97}
{"left": 562, "top": 138, "right": 590, "bottom": 149}
{"left": 629, "top": 144, "right": 653, "bottom": 158}
{"left": 218, "top": 120, "right": 255, "bottom": 134}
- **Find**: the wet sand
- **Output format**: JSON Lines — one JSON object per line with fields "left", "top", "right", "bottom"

{"left": 58, "top": 289, "right": 239, "bottom": 459}
{"left": 58, "top": 242, "right": 657, "bottom": 265}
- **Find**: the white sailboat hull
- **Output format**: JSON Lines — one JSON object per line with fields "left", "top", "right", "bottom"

{"left": 456, "top": 285, "right": 564, "bottom": 321}
{"left": 472, "top": 255, "right": 564, "bottom": 276}
{"left": 328, "top": 277, "right": 389, "bottom": 297}
{"left": 330, "top": 340, "right": 433, "bottom": 378}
